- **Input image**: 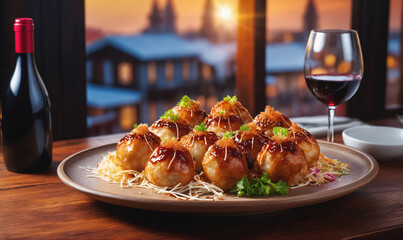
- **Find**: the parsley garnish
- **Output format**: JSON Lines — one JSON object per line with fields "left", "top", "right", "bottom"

{"left": 239, "top": 124, "right": 251, "bottom": 132}
{"left": 133, "top": 124, "right": 138, "bottom": 129}
{"left": 220, "top": 109, "right": 226, "bottom": 115}
{"left": 223, "top": 95, "right": 237, "bottom": 104}
{"left": 177, "top": 95, "right": 192, "bottom": 108}
{"left": 273, "top": 127, "right": 289, "bottom": 137}
{"left": 231, "top": 173, "right": 289, "bottom": 197}
{"left": 223, "top": 131, "right": 234, "bottom": 139}
{"left": 194, "top": 122, "right": 207, "bottom": 132}
{"left": 161, "top": 109, "right": 179, "bottom": 122}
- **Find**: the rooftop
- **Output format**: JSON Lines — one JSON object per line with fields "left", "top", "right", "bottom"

{"left": 87, "top": 83, "right": 143, "bottom": 109}
{"left": 86, "top": 33, "right": 199, "bottom": 61}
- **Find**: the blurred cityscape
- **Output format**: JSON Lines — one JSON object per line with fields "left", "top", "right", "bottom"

{"left": 85, "top": 0, "right": 402, "bottom": 135}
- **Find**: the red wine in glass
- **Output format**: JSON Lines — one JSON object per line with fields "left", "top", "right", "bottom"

{"left": 304, "top": 29, "right": 363, "bottom": 142}
{"left": 305, "top": 74, "right": 361, "bottom": 107}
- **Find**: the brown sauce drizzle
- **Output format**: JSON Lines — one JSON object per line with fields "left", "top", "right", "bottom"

{"left": 234, "top": 131, "right": 268, "bottom": 151}
{"left": 177, "top": 106, "right": 208, "bottom": 119}
{"left": 205, "top": 115, "right": 242, "bottom": 127}
{"left": 210, "top": 144, "right": 242, "bottom": 160}
{"left": 290, "top": 129, "right": 314, "bottom": 143}
{"left": 118, "top": 131, "right": 161, "bottom": 146}
{"left": 264, "top": 139, "right": 299, "bottom": 154}
{"left": 191, "top": 131, "right": 219, "bottom": 146}
{"left": 209, "top": 143, "right": 254, "bottom": 170}
{"left": 255, "top": 118, "right": 289, "bottom": 130}
{"left": 152, "top": 119, "right": 191, "bottom": 137}
{"left": 149, "top": 146, "right": 193, "bottom": 166}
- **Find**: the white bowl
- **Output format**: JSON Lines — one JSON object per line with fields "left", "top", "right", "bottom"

{"left": 342, "top": 125, "right": 403, "bottom": 161}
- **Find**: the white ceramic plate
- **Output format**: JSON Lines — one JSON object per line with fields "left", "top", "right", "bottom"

{"left": 342, "top": 125, "right": 403, "bottom": 161}
{"left": 57, "top": 141, "right": 378, "bottom": 215}
{"left": 291, "top": 116, "right": 364, "bottom": 138}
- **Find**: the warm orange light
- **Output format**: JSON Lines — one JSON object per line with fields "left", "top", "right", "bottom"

{"left": 266, "top": 85, "right": 277, "bottom": 98}
{"left": 337, "top": 61, "right": 351, "bottom": 73}
{"left": 387, "top": 56, "right": 397, "bottom": 68}
{"left": 324, "top": 54, "right": 336, "bottom": 67}
{"left": 312, "top": 68, "right": 327, "bottom": 75}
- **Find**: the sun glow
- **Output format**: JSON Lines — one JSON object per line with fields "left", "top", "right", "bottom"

{"left": 218, "top": 6, "right": 232, "bottom": 20}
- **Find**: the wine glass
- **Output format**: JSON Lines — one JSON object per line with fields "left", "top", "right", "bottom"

{"left": 304, "top": 29, "right": 363, "bottom": 142}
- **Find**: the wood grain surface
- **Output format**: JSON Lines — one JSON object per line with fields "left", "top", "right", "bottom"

{"left": 1, "top": 120, "right": 403, "bottom": 239}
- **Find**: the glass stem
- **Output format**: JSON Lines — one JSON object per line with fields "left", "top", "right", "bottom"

{"left": 327, "top": 105, "right": 336, "bottom": 142}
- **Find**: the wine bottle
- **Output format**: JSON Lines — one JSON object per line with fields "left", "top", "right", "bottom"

{"left": 1, "top": 18, "right": 52, "bottom": 173}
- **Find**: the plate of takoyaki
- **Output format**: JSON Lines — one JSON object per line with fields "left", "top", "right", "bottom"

{"left": 58, "top": 96, "right": 379, "bottom": 214}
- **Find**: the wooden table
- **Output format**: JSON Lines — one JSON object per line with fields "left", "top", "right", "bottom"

{"left": 1, "top": 119, "right": 402, "bottom": 239}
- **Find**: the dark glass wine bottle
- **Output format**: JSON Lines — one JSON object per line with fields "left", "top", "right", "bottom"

{"left": 1, "top": 18, "right": 52, "bottom": 173}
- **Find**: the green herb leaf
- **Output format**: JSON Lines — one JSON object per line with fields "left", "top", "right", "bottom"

{"left": 220, "top": 109, "right": 225, "bottom": 115}
{"left": 194, "top": 122, "right": 207, "bottom": 132}
{"left": 177, "top": 95, "right": 192, "bottom": 108}
{"left": 162, "top": 136, "right": 176, "bottom": 142}
{"left": 160, "top": 109, "right": 179, "bottom": 122}
{"left": 239, "top": 124, "right": 251, "bottom": 132}
{"left": 223, "top": 131, "right": 234, "bottom": 139}
{"left": 230, "top": 173, "right": 289, "bottom": 197}
{"left": 272, "top": 180, "right": 289, "bottom": 195}
{"left": 223, "top": 95, "right": 237, "bottom": 104}
{"left": 273, "top": 127, "right": 289, "bottom": 137}
{"left": 133, "top": 124, "right": 138, "bottom": 129}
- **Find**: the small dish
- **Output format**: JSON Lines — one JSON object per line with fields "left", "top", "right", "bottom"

{"left": 342, "top": 125, "right": 403, "bottom": 161}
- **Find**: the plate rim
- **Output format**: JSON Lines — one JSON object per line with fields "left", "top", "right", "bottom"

{"left": 57, "top": 140, "right": 379, "bottom": 214}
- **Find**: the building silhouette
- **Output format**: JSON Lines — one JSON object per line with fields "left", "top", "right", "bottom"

{"left": 302, "top": 0, "right": 319, "bottom": 42}
{"left": 199, "top": 0, "right": 215, "bottom": 41}
{"left": 144, "top": 0, "right": 176, "bottom": 33}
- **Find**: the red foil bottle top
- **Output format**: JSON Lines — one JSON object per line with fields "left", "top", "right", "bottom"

{"left": 14, "top": 18, "right": 34, "bottom": 53}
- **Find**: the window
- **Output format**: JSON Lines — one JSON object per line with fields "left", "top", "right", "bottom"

{"left": 118, "top": 62, "right": 133, "bottom": 85}
{"left": 207, "top": 95, "right": 217, "bottom": 110}
{"left": 86, "top": 61, "right": 93, "bottom": 81}
{"left": 148, "top": 61, "right": 157, "bottom": 84}
{"left": 182, "top": 60, "right": 190, "bottom": 81}
{"left": 165, "top": 61, "right": 174, "bottom": 83}
{"left": 264, "top": 0, "right": 352, "bottom": 117}
{"left": 196, "top": 95, "right": 206, "bottom": 110}
{"left": 119, "top": 105, "right": 137, "bottom": 131}
{"left": 103, "top": 60, "right": 114, "bottom": 85}
{"left": 386, "top": 0, "right": 402, "bottom": 108}
{"left": 202, "top": 64, "right": 212, "bottom": 80}
{"left": 148, "top": 101, "right": 158, "bottom": 123}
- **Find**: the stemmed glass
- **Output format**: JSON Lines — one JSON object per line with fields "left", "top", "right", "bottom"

{"left": 304, "top": 29, "right": 363, "bottom": 142}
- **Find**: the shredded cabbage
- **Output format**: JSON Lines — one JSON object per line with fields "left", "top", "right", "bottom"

{"left": 81, "top": 151, "right": 350, "bottom": 199}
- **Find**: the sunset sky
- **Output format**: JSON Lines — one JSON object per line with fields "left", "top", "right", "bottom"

{"left": 85, "top": 0, "right": 402, "bottom": 35}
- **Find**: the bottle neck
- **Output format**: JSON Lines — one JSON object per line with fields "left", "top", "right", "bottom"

{"left": 14, "top": 53, "right": 37, "bottom": 80}
{"left": 16, "top": 52, "right": 35, "bottom": 63}
{"left": 15, "top": 30, "right": 34, "bottom": 53}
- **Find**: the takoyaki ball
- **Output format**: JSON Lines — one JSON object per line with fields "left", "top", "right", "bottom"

{"left": 210, "top": 96, "right": 253, "bottom": 123}
{"left": 150, "top": 110, "right": 192, "bottom": 140}
{"left": 202, "top": 138, "right": 249, "bottom": 191}
{"left": 205, "top": 114, "right": 243, "bottom": 138}
{"left": 172, "top": 95, "right": 208, "bottom": 128}
{"left": 180, "top": 130, "right": 219, "bottom": 172}
{"left": 145, "top": 138, "right": 195, "bottom": 187}
{"left": 234, "top": 123, "right": 269, "bottom": 161}
{"left": 254, "top": 106, "right": 292, "bottom": 137}
{"left": 115, "top": 124, "right": 161, "bottom": 171}
{"left": 287, "top": 123, "right": 320, "bottom": 168}
{"left": 257, "top": 136, "right": 308, "bottom": 186}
